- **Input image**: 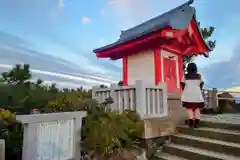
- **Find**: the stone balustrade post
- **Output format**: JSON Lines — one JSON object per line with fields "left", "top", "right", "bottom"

{"left": 135, "top": 80, "right": 146, "bottom": 118}
{"left": 16, "top": 111, "right": 87, "bottom": 160}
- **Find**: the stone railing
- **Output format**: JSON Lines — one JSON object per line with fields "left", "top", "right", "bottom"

{"left": 0, "top": 139, "right": 5, "bottom": 160}
{"left": 203, "top": 88, "right": 240, "bottom": 108}
{"left": 16, "top": 111, "right": 87, "bottom": 160}
{"left": 92, "top": 80, "right": 168, "bottom": 119}
{"left": 203, "top": 88, "right": 218, "bottom": 109}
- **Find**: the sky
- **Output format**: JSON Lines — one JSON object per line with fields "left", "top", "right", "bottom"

{"left": 0, "top": 0, "right": 240, "bottom": 89}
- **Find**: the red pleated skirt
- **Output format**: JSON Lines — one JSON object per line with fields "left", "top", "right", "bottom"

{"left": 182, "top": 102, "right": 204, "bottom": 110}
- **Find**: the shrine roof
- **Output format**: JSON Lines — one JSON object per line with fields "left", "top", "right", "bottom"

{"left": 93, "top": 0, "right": 211, "bottom": 54}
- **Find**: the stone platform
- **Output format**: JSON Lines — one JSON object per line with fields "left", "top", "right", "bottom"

{"left": 201, "top": 114, "right": 240, "bottom": 125}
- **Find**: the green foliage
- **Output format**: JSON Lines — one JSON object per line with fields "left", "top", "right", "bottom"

{"left": 0, "top": 64, "right": 31, "bottom": 85}
{"left": 0, "top": 64, "right": 143, "bottom": 160}
{"left": 183, "top": 24, "right": 216, "bottom": 70}
{"left": 122, "top": 110, "right": 144, "bottom": 139}
{"left": 100, "top": 84, "right": 108, "bottom": 88}
{"left": 0, "top": 64, "right": 93, "bottom": 159}
{"left": 118, "top": 80, "right": 123, "bottom": 86}
{"left": 81, "top": 107, "right": 143, "bottom": 156}
{"left": 44, "top": 90, "right": 96, "bottom": 113}
{"left": 0, "top": 64, "right": 92, "bottom": 114}
{"left": 200, "top": 26, "right": 216, "bottom": 49}
{"left": 102, "top": 97, "right": 114, "bottom": 106}
{"left": 0, "top": 109, "right": 23, "bottom": 160}
{"left": 44, "top": 95, "right": 73, "bottom": 113}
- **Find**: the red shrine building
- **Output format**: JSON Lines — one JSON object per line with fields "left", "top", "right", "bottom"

{"left": 93, "top": 0, "right": 212, "bottom": 93}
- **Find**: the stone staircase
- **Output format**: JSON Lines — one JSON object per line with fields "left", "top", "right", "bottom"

{"left": 153, "top": 121, "right": 240, "bottom": 160}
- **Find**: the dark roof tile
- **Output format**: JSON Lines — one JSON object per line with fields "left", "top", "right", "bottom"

{"left": 119, "top": 0, "right": 195, "bottom": 41}
{"left": 93, "top": 0, "right": 210, "bottom": 53}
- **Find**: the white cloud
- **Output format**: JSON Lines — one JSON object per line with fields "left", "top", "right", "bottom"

{"left": 23, "top": 37, "right": 113, "bottom": 75}
{"left": 0, "top": 64, "right": 116, "bottom": 86}
{"left": 107, "top": 0, "right": 151, "bottom": 27}
{"left": 82, "top": 16, "right": 91, "bottom": 24}
{"left": 105, "top": 0, "right": 187, "bottom": 29}
{"left": 58, "top": 0, "right": 64, "bottom": 9}
{"left": 199, "top": 43, "right": 240, "bottom": 89}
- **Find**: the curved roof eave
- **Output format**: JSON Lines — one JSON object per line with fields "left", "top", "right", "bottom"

{"left": 193, "top": 15, "right": 213, "bottom": 52}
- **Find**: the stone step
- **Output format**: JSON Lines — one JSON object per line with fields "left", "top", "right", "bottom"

{"left": 177, "top": 125, "right": 240, "bottom": 144}
{"left": 153, "top": 152, "right": 188, "bottom": 160}
{"left": 200, "top": 121, "right": 240, "bottom": 131}
{"left": 162, "top": 143, "right": 240, "bottom": 160}
{"left": 171, "top": 134, "right": 240, "bottom": 157}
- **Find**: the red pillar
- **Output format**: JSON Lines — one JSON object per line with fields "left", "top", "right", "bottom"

{"left": 178, "top": 55, "right": 183, "bottom": 92}
{"left": 154, "top": 48, "right": 162, "bottom": 85}
{"left": 178, "top": 55, "right": 183, "bottom": 82}
{"left": 123, "top": 56, "right": 128, "bottom": 86}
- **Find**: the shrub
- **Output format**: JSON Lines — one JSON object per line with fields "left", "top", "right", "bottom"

{"left": 81, "top": 105, "right": 144, "bottom": 158}
{"left": 44, "top": 95, "right": 73, "bottom": 113}
{"left": 44, "top": 92, "right": 97, "bottom": 113}
{"left": 122, "top": 110, "right": 144, "bottom": 139}
{"left": 0, "top": 109, "right": 23, "bottom": 160}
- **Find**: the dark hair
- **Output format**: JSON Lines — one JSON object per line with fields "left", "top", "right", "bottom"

{"left": 187, "top": 62, "right": 197, "bottom": 73}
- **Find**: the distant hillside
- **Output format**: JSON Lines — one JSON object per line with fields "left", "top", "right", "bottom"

{"left": 225, "top": 87, "right": 240, "bottom": 92}
{"left": 236, "top": 98, "right": 240, "bottom": 104}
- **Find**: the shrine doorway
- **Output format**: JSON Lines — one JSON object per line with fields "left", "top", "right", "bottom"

{"left": 161, "top": 50, "right": 180, "bottom": 92}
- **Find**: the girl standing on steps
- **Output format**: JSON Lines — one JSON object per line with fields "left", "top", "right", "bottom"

{"left": 181, "top": 62, "right": 204, "bottom": 128}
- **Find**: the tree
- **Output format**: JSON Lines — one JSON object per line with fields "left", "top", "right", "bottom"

{"left": 48, "top": 83, "right": 59, "bottom": 93}
{"left": 36, "top": 79, "right": 43, "bottom": 85}
{"left": 0, "top": 63, "right": 95, "bottom": 114}
{"left": 0, "top": 63, "right": 145, "bottom": 160}
{"left": 118, "top": 80, "right": 123, "bottom": 86}
{"left": 1, "top": 64, "right": 31, "bottom": 85}
{"left": 100, "top": 84, "right": 107, "bottom": 88}
{"left": 183, "top": 24, "right": 216, "bottom": 70}
{"left": 62, "top": 88, "right": 70, "bottom": 92}
{"left": 77, "top": 86, "right": 84, "bottom": 92}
